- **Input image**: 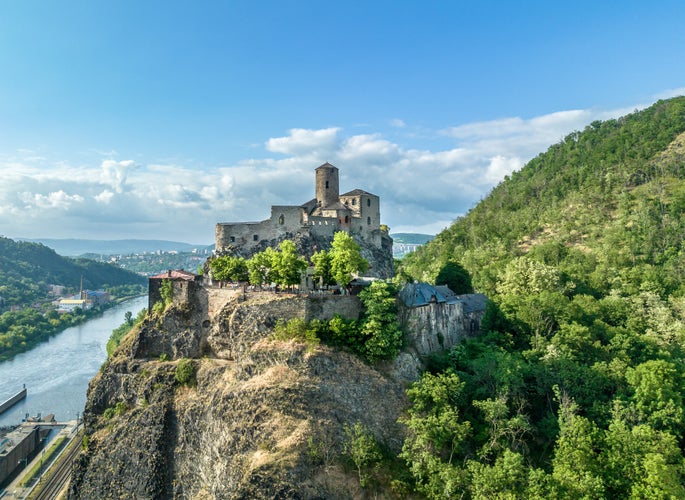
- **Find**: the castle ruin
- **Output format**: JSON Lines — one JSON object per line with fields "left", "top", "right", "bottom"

{"left": 215, "top": 163, "right": 394, "bottom": 277}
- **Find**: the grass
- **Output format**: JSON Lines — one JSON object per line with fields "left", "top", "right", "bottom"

{"left": 19, "top": 436, "right": 67, "bottom": 487}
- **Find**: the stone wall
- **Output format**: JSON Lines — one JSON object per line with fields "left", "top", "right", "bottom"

{"left": 399, "top": 297, "right": 485, "bottom": 357}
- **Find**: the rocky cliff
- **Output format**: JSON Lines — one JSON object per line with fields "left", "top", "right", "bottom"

{"left": 68, "top": 291, "right": 413, "bottom": 499}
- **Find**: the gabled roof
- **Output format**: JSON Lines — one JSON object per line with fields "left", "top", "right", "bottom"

{"left": 149, "top": 269, "right": 198, "bottom": 281}
{"left": 399, "top": 283, "right": 489, "bottom": 312}
{"left": 456, "top": 293, "right": 488, "bottom": 313}
{"left": 315, "top": 162, "right": 338, "bottom": 170}
{"left": 400, "top": 282, "right": 450, "bottom": 307}
{"left": 341, "top": 189, "right": 376, "bottom": 197}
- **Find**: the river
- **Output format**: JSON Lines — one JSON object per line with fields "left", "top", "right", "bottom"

{"left": 0, "top": 296, "right": 148, "bottom": 426}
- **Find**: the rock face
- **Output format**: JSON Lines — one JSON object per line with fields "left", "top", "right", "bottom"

{"left": 68, "top": 291, "right": 409, "bottom": 499}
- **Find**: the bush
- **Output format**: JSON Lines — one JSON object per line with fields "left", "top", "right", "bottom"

{"left": 175, "top": 358, "right": 196, "bottom": 386}
{"left": 271, "top": 318, "right": 320, "bottom": 350}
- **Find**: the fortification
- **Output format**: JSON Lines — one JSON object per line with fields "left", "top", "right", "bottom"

{"left": 215, "top": 163, "right": 393, "bottom": 277}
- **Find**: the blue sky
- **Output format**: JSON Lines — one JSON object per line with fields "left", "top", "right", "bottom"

{"left": 1, "top": 1, "right": 684, "bottom": 244}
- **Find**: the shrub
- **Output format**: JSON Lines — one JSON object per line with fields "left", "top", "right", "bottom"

{"left": 175, "top": 358, "right": 196, "bottom": 387}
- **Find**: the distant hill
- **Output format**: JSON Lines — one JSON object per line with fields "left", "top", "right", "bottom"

{"left": 390, "top": 233, "right": 434, "bottom": 245}
{"left": 20, "top": 238, "right": 211, "bottom": 257}
{"left": 0, "top": 236, "right": 147, "bottom": 306}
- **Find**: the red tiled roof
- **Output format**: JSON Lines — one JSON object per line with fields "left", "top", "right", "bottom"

{"left": 149, "top": 269, "right": 198, "bottom": 281}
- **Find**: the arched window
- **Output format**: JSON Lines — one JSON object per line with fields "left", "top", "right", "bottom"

{"left": 352, "top": 198, "right": 356, "bottom": 205}
{"left": 367, "top": 216, "right": 371, "bottom": 225}
{"left": 367, "top": 198, "right": 371, "bottom": 207}
{"left": 345, "top": 215, "right": 349, "bottom": 223}
{"left": 278, "top": 214, "right": 284, "bottom": 225}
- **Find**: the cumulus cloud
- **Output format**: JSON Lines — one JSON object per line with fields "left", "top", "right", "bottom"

{"left": 266, "top": 127, "right": 340, "bottom": 156}
{"left": 0, "top": 102, "right": 641, "bottom": 242}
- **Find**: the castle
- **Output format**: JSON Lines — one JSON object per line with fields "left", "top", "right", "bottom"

{"left": 215, "top": 163, "right": 393, "bottom": 277}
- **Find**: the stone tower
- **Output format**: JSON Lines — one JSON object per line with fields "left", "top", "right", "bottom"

{"left": 315, "top": 163, "right": 339, "bottom": 209}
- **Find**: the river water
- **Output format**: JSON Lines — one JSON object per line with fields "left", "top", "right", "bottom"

{"left": 0, "top": 296, "right": 148, "bottom": 427}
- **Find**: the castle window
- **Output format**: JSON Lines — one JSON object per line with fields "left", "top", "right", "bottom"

{"left": 230, "top": 236, "right": 235, "bottom": 243}
{"left": 325, "top": 181, "right": 329, "bottom": 189}
{"left": 367, "top": 198, "right": 371, "bottom": 207}
{"left": 345, "top": 215, "right": 349, "bottom": 223}
{"left": 278, "top": 214, "right": 284, "bottom": 225}
{"left": 253, "top": 234, "right": 259, "bottom": 241}
{"left": 352, "top": 198, "right": 356, "bottom": 205}
{"left": 367, "top": 216, "right": 371, "bottom": 225}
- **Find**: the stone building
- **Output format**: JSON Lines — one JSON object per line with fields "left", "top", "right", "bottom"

{"left": 215, "top": 163, "right": 393, "bottom": 277}
{"left": 399, "top": 282, "right": 488, "bottom": 356}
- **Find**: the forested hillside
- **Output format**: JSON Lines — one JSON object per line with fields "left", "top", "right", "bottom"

{"left": 398, "top": 96, "right": 685, "bottom": 497}
{"left": 0, "top": 236, "right": 147, "bottom": 306}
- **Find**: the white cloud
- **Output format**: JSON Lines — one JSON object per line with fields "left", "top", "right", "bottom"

{"left": 0, "top": 100, "right": 648, "bottom": 241}
{"left": 390, "top": 118, "right": 406, "bottom": 128}
{"left": 100, "top": 159, "right": 136, "bottom": 193}
{"left": 266, "top": 127, "right": 340, "bottom": 156}
{"left": 94, "top": 190, "right": 114, "bottom": 204}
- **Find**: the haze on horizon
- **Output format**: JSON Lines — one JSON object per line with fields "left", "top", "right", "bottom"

{"left": 1, "top": 1, "right": 684, "bottom": 245}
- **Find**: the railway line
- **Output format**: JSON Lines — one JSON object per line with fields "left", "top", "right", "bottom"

{"left": 30, "top": 428, "right": 83, "bottom": 500}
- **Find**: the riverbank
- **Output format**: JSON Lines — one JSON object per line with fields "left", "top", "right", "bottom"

{"left": 0, "top": 295, "right": 148, "bottom": 426}
{"left": 0, "top": 294, "right": 146, "bottom": 363}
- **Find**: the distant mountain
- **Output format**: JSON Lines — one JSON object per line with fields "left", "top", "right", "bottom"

{"left": 20, "top": 238, "right": 211, "bottom": 257}
{"left": 0, "top": 236, "right": 146, "bottom": 306}
{"left": 390, "top": 233, "right": 434, "bottom": 245}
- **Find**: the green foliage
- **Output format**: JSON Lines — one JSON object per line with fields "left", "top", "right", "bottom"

{"left": 358, "top": 281, "right": 402, "bottom": 361}
{"left": 435, "top": 261, "right": 473, "bottom": 294}
{"left": 271, "top": 318, "right": 320, "bottom": 349}
{"left": 247, "top": 247, "right": 280, "bottom": 287}
{"left": 209, "top": 255, "right": 248, "bottom": 282}
{"left": 106, "top": 308, "right": 147, "bottom": 357}
{"left": 394, "top": 98, "right": 685, "bottom": 497}
{"left": 159, "top": 279, "right": 173, "bottom": 305}
{"left": 343, "top": 422, "right": 383, "bottom": 488}
{"left": 329, "top": 231, "right": 368, "bottom": 289}
{"left": 272, "top": 240, "right": 307, "bottom": 288}
{"left": 175, "top": 358, "right": 196, "bottom": 386}
{"left": 311, "top": 250, "right": 335, "bottom": 287}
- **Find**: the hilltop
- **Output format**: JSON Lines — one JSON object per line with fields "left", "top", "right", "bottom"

{"left": 0, "top": 236, "right": 146, "bottom": 307}
{"left": 20, "top": 238, "right": 210, "bottom": 257}
{"left": 69, "top": 96, "right": 685, "bottom": 498}
{"left": 396, "top": 96, "right": 685, "bottom": 497}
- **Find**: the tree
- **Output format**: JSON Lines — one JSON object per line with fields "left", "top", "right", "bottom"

{"left": 435, "top": 261, "right": 473, "bottom": 294}
{"left": 400, "top": 371, "right": 472, "bottom": 498}
{"left": 311, "top": 250, "right": 335, "bottom": 287}
{"left": 124, "top": 311, "right": 133, "bottom": 325}
{"left": 329, "top": 231, "right": 368, "bottom": 290}
{"left": 247, "top": 247, "right": 279, "bottom": 287}
{"left": 272, "top": 240, "right": 307, "bottom": 289}
{"left": 209, "top": 255, "right": 248, "bottom": 282}
{"left": 343, "top": 422, "right": 383, "bottom": 488}
{"left": 358, "top": 281, "right": 402, "bottom": 361}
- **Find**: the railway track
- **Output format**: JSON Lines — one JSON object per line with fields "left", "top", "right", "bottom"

{"left": 31, "top": 429, "right": 83, "bottom": 500}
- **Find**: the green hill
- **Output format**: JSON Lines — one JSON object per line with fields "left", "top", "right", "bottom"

{"left": 397, "top": 97, "right": 685, "bottom": 498}
{"left": 0, "top": 236, "right": 147, "bottom": 306}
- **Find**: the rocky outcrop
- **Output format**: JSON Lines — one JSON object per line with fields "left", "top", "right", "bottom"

{"left": 69, "top": 292, "right": 408, "bottom": 499}
{"left": 215, "top": 231, "right": 394, "bottom": 279}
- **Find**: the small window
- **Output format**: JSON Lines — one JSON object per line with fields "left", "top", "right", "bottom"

{"left": 325, "top": 180, "right": 329, "bottom": 189}
{"left": 367, "top": 216, "right": 371, "bottom": 225}
{"left": 253, "top": 234, "right": 259, "bottom": 241}
{"left": 230, "top": 236, "right": 235, "bottom": 243}
{"left": 352, "top": 198, "right": 356, "bottom": 206}
{"left": 367, "top": 198, "right": 371, "bottom": 207}
{"left": 345, "top": 215, "right": 349, "bottom": 223}
{"left": 278, "top": 214, "right": 284, "bottom": 225}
